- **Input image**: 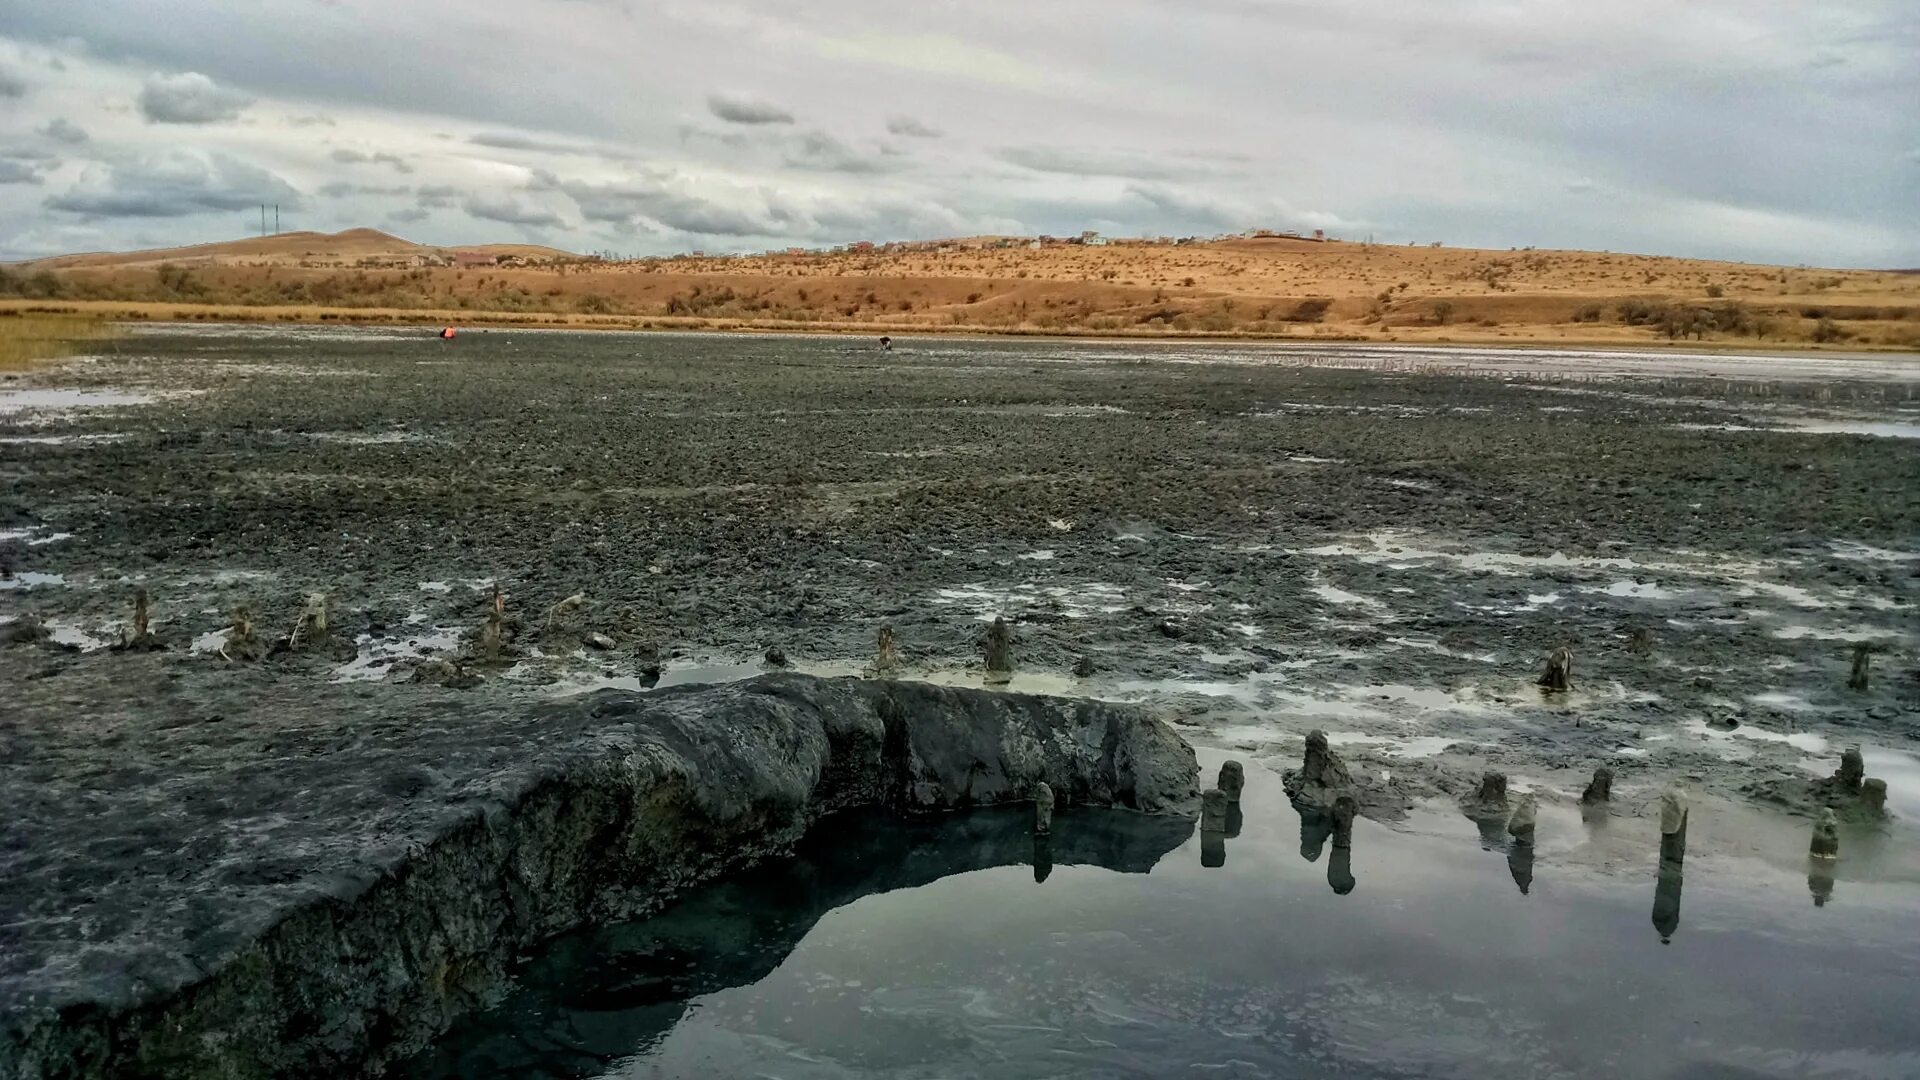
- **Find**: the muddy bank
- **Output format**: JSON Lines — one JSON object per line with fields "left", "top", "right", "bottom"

{"left": 0, "top": 666, "right": 1197, "bottom": 1079}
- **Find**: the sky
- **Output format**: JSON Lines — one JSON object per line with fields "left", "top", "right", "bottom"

{"left": 0, "top": 0, "right": 1915, "bottom": 265}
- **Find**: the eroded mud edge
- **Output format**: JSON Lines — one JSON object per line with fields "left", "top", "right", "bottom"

{"left": 1, "top": 674, "right": 1199, "bottom": 1080}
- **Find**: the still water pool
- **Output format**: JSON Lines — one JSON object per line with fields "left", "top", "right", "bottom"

{"left": 404, "top": 752, "right": 1920, "bottom": 1079}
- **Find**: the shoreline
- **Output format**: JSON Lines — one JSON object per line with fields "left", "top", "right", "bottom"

{"left": 8, "top": 297, "right": 1919, "bottom": 357}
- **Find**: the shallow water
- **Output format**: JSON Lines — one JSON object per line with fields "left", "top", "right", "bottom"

{"left": 401, "top": 750, "right": 1920, "bottom": 1079}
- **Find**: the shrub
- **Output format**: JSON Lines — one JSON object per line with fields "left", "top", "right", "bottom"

{"left": 1812, "top": 317, "right": 1847, "bottom": 343}
{"left": 1571, "top": 304, "right": 1603, "bottom": 323}
{"left": 1430, "top": 299, "right": 1455, "bottom": 325}
{"left": 1706, "top": 284, "right": 1725, "bottom": 298}
{"left": 1289, "top": 298, "right": 1333, "bottom": 323}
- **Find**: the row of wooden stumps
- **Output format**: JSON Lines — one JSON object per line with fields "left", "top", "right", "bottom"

{"left": 1538, "top": 639, "right": 1879, "bottom": 693}
{"left": 96, "top": 587, "right": 327, "bottom": 660}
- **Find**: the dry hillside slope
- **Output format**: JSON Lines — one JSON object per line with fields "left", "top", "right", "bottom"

{"left": 4, "top": 231, "right": 1917, "bottom": 349}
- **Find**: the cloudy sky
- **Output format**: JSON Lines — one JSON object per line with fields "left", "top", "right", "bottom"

{"left": 1, "top": 0, "right": 1915, "bottom": 265}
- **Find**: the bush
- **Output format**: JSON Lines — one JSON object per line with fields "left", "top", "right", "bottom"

{"left": 1430, "top": 299, "right": 1455, "bottom": 325}
{"left": 1618, "top": 299, "right": 1668, "bottom": 326}
{"left": 1705, "top": 284, "right": 1725, "bottom": 298}
{"left": 1289, "top": 298, "right": 1333, "bottom": 323}
{"left": 1812, "top": 317, "right": 1847, "bottom": 343}
{"left": 1571, "top": 303, "right": 1603, "bottom": 323}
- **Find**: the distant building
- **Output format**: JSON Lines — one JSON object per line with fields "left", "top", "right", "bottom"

{"left": 452, "top": 251, "right": 498, "bottom": 268}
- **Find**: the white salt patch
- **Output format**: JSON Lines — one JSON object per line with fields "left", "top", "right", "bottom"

{"left": 1313, "top": 583, "right": 1385, "bottom": 608}
{"left": 1743, "top": 582, "right": 1827, "bottom": 609}
{"left": 931, "top": 581, "right": 1129, "bottom": 621}
{"left": 1048, "top": 518, "right": 1074, "bottom": 532}
{"left": 1748, "top": 691, "right": 1821, "bottom": 712}
{"left": 1829, "top": 541, "right": 1920, "bottom": 563}
{"left": 1584, "top": 581, "right": 1684, "bottom": 601}
{"left": 0, "top": 572, "right": 65, "bottom": 590}
{"left": 305, "top": 430, "right": 429, "bottom": 445}
{"left": 1770, "top": 624, "right": 1902, "bottom": 643}
{"left": 1016, "top": 550, "right": 1057, "bottom": 561}
{"left": 330, "top": 627, "right": 465, "bottom": 681}
{"left": 190, "top": 629, "right": 229, "bottom": 654}
{"left": 0, "top": 389, "right": 157, "bottom": 414}
{"left": 1789, "top": 419, "right": 1920, "bottom": 439}
{"left": 0, "top": 432, "right": 130, "bottom": 445}
{"left": 0, "top": 528, "right": 73, "bottom": 546}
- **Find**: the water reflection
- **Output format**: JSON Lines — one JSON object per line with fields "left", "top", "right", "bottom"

{"left": 400, "top": 805, "right": 1192, "bottom": 1078}
{"left": 1653, "top": 805, "right": 1688, "bottom": 944}
{"left": 1653, "top": 859, "right": 1684, "bottom": 944}
{"left": 1508, "top": 843, "right": 1536, "bottom": 895}
{"left": 1808, "top": 857, "right": 1836, "bottom": 907}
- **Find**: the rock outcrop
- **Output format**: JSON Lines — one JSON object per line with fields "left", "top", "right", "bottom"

{"left": 0, "top": 673, "right": 1198, "bottom": 1080}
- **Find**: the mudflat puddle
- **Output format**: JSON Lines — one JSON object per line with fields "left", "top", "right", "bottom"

{"left": 402, "top": 752, "right": 1920, "bottom": 1080}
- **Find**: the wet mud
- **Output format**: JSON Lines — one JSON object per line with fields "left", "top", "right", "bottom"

{"left": 4, "top": 329, "right": 1916, "bottom": 814}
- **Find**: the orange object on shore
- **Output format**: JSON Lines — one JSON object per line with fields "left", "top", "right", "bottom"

{"left": 439, "top": 327, "right": 456, "bottom": 339}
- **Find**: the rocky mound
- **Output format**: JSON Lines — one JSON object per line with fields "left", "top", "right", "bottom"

{"left": 0, "top": 671, "right": 1198, "bottom": 1078}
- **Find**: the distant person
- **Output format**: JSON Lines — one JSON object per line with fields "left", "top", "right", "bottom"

{"left": 879, "top": 335, "right": 892, "bottom": 351}
{"left": 438, "top": 327, "right": 456, "bottom": 340}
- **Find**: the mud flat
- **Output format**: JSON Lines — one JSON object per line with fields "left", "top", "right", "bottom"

{"left": 2, "top": 326, "right": 1917, "bottom": 1073}
{"left": 0, "top": 666, "right": 1195, "bottom": 1077}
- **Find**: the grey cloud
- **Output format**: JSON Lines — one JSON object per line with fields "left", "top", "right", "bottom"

{"left": 0, "top": 160, "right": 45, "bottom": 185}
{"left": 319, "top": 181, "right": 412, "bottom": 198}
{"left": 288, "top": 113, "right": 336, "bottom": 127}
{"left": 387, "top": 206, "right": 430, "bottom": 223}
{"left": 38, "top": 117, "right": 89, "bottom": 144}
{"left": 415, "top": 184, "right": 459, "bottom": 208}
{"left": 782, "top": 130, "right": 894, "bottom": 174}
{"left": 329, "top": 147, "right": 414, "bottom": 173}
{"left": 997, "top": 146, "right": 1210, "bottom": 181}
{"left": 707, "top": 93, "right": 794, "bottom": 125}
{"left": 886, "top": 115, "right": 941, "bottom": 138}
{"left": 1, "top": 1, "right": 1915, "bottom": 264}
{"left": 45, "top": 150, "right": 300, "bottom": 217}
{"left": 471, "top": 131, "right": 574, "bottom": 153}
{"left": 0, "top": 64, "right": 27, "bottom": 98}
{"left": 555, "top": 173, "right": 793, "bottom": 236}
{"left": 462, "top": 192, "right": 565, "bottom": 227}
{"left": 138, "top": 71, "right": 252, "bottom": 124}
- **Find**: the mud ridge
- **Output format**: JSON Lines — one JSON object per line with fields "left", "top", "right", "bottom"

{"left": 0, "top": 674, "right": 1199, "bottom": 1079}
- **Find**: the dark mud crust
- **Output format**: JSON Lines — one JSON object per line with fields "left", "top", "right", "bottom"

{"left": 0, "top": 669, "right": 1197, "bottom": 1079}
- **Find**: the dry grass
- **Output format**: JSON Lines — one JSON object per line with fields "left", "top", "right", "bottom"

{"left": 11, "top": 233, "right": 1920, "bottom": 350}
{"left": 0, "top": 312, "right": 118, "bottom": 370}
